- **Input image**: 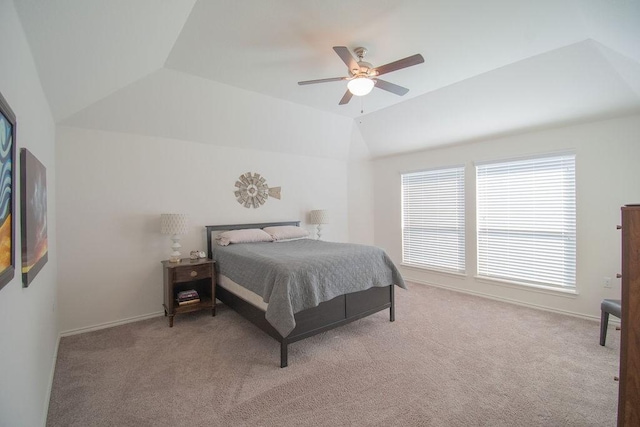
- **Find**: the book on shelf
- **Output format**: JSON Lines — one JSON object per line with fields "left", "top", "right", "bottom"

{"left": 177, "top": 298, "right": 201, "bottom": 306}
{"left": 176, "top": 289, "right": 199, "bottom": 301}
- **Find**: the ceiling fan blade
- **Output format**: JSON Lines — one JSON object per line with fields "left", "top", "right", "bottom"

{"left": 372, "top": 54, "right": 424, "bottom": 76}
{"left": 374, "top": 79, "right": 409, "bottom": 96}
{"left": 298, "top": 77, "right": 346, "bottom": 85}
{"left": 333, "top": 46, "right": 359, "bottom": 72}
{"left": 338, "top": 90, "right": 353, "bottom": 105}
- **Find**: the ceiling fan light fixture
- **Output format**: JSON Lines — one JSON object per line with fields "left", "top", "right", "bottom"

{"left": 347, "top": 77, "right": 374, "bottom": 96}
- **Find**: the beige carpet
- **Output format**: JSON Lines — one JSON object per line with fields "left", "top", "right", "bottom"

{"left": 47, "top": 283, "right": 620, "bottom": 426}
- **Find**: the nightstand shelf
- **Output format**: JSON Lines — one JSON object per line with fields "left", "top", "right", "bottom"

{"left": 162, "top": 258, "right": 216, "bottom": 327}
{"left": 174, "top": 296, "right": 213, "bottom": 314}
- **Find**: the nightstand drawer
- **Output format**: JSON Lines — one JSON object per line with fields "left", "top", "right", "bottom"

{"left": 173, "top": 263, "right": 211, "bottom": 283}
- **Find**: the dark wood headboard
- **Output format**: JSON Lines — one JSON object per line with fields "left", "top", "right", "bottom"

{"left": 205, "top": 221, "right": 301, "bottom": 259}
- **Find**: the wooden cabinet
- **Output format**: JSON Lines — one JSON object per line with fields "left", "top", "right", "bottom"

{"left": 618, "top": 206, "right": 640, "bottom": 426}
{"left": 162, "top": 258, "right": 216, "bottom": 327}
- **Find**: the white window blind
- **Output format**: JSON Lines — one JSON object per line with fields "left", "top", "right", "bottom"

{"left": 401, "top": 166, "right": 465, "bottom": 273}
{"left": 476, "top": 154, "right": 576, "bottom": 289}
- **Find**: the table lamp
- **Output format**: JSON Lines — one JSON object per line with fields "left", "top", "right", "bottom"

{"left": 161, "top": 214, "right": 189, "bottom": 262}
{"left": 309, "top": 209, "right": 329, "bottom": 240}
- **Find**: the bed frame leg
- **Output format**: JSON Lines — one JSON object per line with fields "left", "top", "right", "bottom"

{"left": 390, "top": 285, "right": 395, "bottom": 322}
{"left": 280, "top": 341, "right": 288, "bottom": 368}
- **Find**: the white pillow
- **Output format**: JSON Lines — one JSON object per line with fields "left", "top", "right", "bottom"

{"left": 215, "top": 228, "right": 273, "bottom": 246}
{"left": 263, "top": 225, "right": 310, "bottom": 241}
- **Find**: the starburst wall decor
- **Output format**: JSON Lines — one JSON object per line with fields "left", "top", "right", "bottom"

{"left": 234, "top": 172, "right": 281, "bottom": 209}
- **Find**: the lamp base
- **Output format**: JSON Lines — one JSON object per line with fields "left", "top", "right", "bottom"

{"left": 169, "top": 235, "right": 182, "bottom": 262}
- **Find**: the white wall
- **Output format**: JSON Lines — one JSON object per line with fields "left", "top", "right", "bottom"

{"left": 347, "top": 124, "right": 374, "bottom": 245}
{"left": 0, "top": 2, "right": 58, "bottom": 426}
{"left": 373, "top": 114, "right": 640, "bottom": 320}
{"left": 56, "top": 126, "right": 352, "bottom": 333}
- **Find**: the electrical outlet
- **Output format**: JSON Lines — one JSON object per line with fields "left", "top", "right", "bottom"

{"left": 604, "top": 277, "right": 612, "bottom": 288}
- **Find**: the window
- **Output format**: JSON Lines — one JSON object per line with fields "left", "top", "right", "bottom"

{"left": 401, "top": 166, "right": 465, "bottom": 273}
{"left": 476, "top": 154, "right": 576, "bottom": 289}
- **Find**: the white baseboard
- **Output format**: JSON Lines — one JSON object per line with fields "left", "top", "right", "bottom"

{"left": 42, "top": 333, "right": 61, "bottom": 426}
{"left": 60, "top": 311, "right": 165, "bottom": 337}
{"left": 405, "top": 277, "right": 621, "bottom": 325}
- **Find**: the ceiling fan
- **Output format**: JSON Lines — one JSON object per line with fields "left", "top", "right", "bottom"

{"left": 298, "top": 46, "right": 424, "bottom": 105}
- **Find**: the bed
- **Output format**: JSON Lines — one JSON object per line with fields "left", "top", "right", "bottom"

{"left": 206, "top": 221, "right": 406, "bottom": 367}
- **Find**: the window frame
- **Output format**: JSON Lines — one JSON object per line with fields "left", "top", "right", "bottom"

{"left": 475, "top": 152, "right": 577, "bottom": 291}
{"left": 400, "top": 164, "right": 466, "bottom": 275}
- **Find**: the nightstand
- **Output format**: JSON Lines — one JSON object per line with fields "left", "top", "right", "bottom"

{"left": 162, "top": 258, "right": 216, "bottom": 327}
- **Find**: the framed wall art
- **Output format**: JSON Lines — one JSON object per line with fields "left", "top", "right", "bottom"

{"left": 20, "top": 148, "right": 48, "bottom": 287}
{"left": 0, "top": 91, "right": 16, "bottom": 291}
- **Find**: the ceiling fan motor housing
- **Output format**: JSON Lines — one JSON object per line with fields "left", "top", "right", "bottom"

{"left": 350, "top": 61, "right": 374, "bottom": 77}
{"left": 352, "top": 47, "right": 374, "bottom": 77}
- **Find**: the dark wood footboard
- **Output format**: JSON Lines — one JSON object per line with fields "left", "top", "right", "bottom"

{"left": 215, "top": 283, "right": 395, "bottom": 367}
{"left": 206, "top": 221, "right": 397, "bottom": 368}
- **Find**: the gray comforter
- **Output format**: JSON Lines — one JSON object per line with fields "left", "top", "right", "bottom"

{"left": 213, "top": 239, "right": 406, "bottom": 337}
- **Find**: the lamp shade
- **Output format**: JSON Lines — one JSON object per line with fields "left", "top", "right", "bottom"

{"left": 160, "top": 214, "right": 189, "bottom": 235}
{"left": 347, "top": 77, "right": 374, "bottom": 96}
{"left": 309, "top": 209, "right": 329, "bottom": 225}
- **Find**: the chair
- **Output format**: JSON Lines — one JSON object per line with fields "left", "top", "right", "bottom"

{"left": 600, "top": 299, "right": 621, "bottom": 346}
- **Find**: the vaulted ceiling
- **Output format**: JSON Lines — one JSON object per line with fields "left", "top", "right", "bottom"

{"left": 14, "top": 0, "right": 640, "bottom": 159}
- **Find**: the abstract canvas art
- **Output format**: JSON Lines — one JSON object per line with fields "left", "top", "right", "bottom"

{"left": 0, "top": 92, "right": 16, "bottom": 291}
{"left": 20, "top": 148, "right": 48, "bottom": 287}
